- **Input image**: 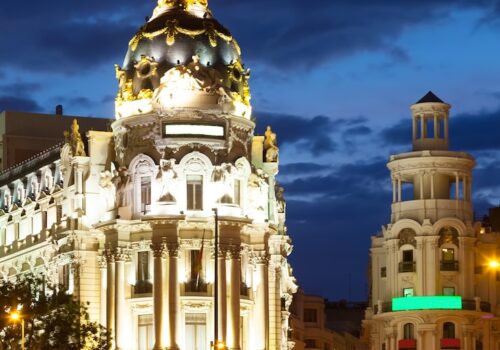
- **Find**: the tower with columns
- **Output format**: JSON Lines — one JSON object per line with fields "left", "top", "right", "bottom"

{"left": 0, "top": 1, "right": 297, "bottom": 349}
{"left": 363, "top": 92, "right": 500, "bottom": 350}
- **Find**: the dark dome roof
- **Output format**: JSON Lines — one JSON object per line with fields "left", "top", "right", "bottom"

{"left": 416, "top": 91, "right": 444, "bottom": 104}
{"left": 116, "top": 2, "right": 249, "bottom": 105}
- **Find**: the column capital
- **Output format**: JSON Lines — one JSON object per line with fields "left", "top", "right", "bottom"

{"left": 104, "top": 248, "right": 116, "bottom": 264}
{"left": 98, "top": 254, "right": 108, "bottom": 269}
{"left": 228, "top": 244, "right": 242, "bottom": 259}
{"left": 166, "top": 242, "right": 180, "bottom": 258}
{"left": 151, "top": 242, "right": 167, "bottom": 258}
{"left": 114, "top": 247, "right": 132, "bottom": 262}
{"left": 251, "top": 251, "right": 269, "bottom": 265}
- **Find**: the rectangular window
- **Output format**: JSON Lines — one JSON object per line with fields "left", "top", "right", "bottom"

{"left": 381, "top": 267, "right": 387, "bottom": 278}
{"left": 140, "top": 177, "right": 151, "bottom": 211}
{"left": 234, "top": 179, "right": 241, "bottom": 205}
{"left": 187, "top": 175, "right": 203, "bottom": 210}
{"left": 403, "top": 250, "right": 413, "bottom": 262}
{"left": 62, "top": 264, "right": 71, "bottom": 292}
{"left": 441, "top": 248, "right": 455, "bottom": 261}
{"left": 305, "top": 339, "right": 316, "bottom": 349}
{"left": 185, "top": 313, "right": 206, "bottom": 350}
{"left": 135, "top": 251, "right": 152, "bottom": 294}
{"left": 403, "top": 288, "right": 414, "bottom": 297}
{"left": 137, "top": 314, "right": 154, "bottom": 350}
{"left": 443, "top": 287, "right": 455, "bottom": 296}
{"left": 304, "top": 308, "right": 317, "bottom": 323}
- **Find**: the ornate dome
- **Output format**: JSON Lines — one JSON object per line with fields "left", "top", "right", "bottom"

{"left": 115, "top": 0, "right": 251, "bottom": 119}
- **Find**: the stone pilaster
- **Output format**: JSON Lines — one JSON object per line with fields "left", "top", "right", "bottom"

{"left": 114, "top": 248, "right": 131, "bottom": 350}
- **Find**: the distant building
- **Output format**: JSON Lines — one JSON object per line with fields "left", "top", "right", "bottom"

{"left": 363, "top": 92, "right": 500, "bottom": 349}
{"left": 0, "top": 110, "right": 109, "bottom": 170}
{"left": 325, "top": 300, "right": 367, "bottom": 337}
{"left": 291, "top": 290, "right": 366, "bottom": 350}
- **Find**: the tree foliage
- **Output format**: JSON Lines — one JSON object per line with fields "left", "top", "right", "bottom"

{"left": 0, "top": 274, "right": 110, "bottom": 350}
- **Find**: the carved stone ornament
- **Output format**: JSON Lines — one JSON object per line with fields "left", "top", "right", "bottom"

{"left": 398, "top": 228, "right": 417, "bottom": 248}
{"left": 438, "top": 226, "right": 459, "bottom": 247}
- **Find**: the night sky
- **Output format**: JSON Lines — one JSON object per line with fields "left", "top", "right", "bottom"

{"left": 2, "top": 0, "right": 500, "bottom": 300}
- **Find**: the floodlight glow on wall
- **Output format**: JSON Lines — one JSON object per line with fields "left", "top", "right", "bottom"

{"left": 392, "top": 296, "right": 462, "bottom": 311}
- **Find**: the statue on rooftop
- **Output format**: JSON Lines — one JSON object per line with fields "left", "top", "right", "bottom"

{"left": 264, "top": 125, "right": 278, "bottom": 162}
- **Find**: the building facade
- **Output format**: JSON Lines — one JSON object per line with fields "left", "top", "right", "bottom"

{"left": 363, "top": 92, "right": 500, "bottom": 350}
{"left": 0, "top": 1, "right": 298, "bottom": 349}
{"left": 290, "top": 290, "right": 366, "bottom": 350}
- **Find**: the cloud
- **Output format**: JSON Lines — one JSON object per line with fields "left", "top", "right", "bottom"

{"left": 256, "top": 112, "right": 338, "bottom": 155}
{"left": 280, "top": 162, "right": 332, "bottom": 175}
{"left": 0, "top": 82, "right": 42, "bottom": 95}
{"left": 2, "top": 0, "right": 498, "bottom": 73}
{"left": 212, "top": 0, "right": 499, "bottom": 69}
{"left": 0, "top": 96, "right": 42, "bottom": 112}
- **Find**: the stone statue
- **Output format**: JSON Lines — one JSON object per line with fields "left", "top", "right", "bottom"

{"left": 158, "top": 159, "right": 177, "bottom": 202}
{"left": 99, "top": 170, "right": 116, "bottom": 211}
{"left": 114, "top": 167, "right": 131, "bottom": 207}
{"left": 264, "top": 125, "right": 278, "bottom": 162}
{"left": 212, "top": 163, "right": 234, "bottom": 203}
{"left": 187, "top": 55, "right": 224, "bottom": 92}
{"left": 275, "top": 184, "right": 285, "bottom": 213}
{"left": 66, "top": 119, "right": 86, "bottom": 157}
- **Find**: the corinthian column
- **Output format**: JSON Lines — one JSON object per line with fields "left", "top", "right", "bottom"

{"left": 105, "top": 249, "right": 116, "bottom": 347}
{"left": 115, "top": 248, "right": 130, "bottom": 350}
{"left": 167, "top": 243, "right": 180, "bottom": 350}
{"left": 99, "top": 256, "right": 107, "bottom": 327}
{"left": 218, "top": 245, "right": 228, "bottom": 342}
{"left": 253, "top": 253, "right": 268, "bottom": 350}
{"left": 228, "top": 245, "right": 241, "bottom": 350}
{"left": 152, "top": 242, "right": 166, "bottom": 350}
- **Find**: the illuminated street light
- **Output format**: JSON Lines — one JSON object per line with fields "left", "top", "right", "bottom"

{"left": 488, "top": 260, "right": 500, "bottom": 269}
{"left": 9, "top": 311, "right": 25, "bottom": 350}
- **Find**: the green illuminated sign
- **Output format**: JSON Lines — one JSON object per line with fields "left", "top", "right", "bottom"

{"left": 392, "top": 296, "right": 462, "bottom": 311}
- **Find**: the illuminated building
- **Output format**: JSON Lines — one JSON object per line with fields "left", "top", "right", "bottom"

{"left": 0, "top": 0, "right": 298, "bottom": 349}
{"left": 363, "top": 92, "right": 500, "bottom": 349}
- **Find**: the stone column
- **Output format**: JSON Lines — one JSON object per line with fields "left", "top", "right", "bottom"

{"left": 392, "top": 178, "right": 396, "bottom": 203}
{"left": 167, "top": 243, "right": 180, "bottom": 350}
{"left": 412, "top": 117, "right": 417, "bottom": 140}
{"left": 430, "top": 171, "right": 435, "bottom": 199}
{"left": 419, "top": 172, "right": 424, "bottom": 199}
{"left": 228, "top": 245, "right": 241, "bottom": 350}
{"left": 434, "top": 113, "right": 439, "bottom": 139}
{"left": 254, "top": 254, "right": 268, "bottom": 350}
{"left": 114, "top": 249, "right": 129, "bottom": 350}
{"left": 397, "top": 177, "right": 402, "bottom": 202}
{"left": 99, "top": 256, "right": 107, "bottom": 327}
{"left": 105, "top": 249, "right": 116, "bottom": 346}
{"left": 218, "top": 246, "right": 228, "bottom": 342}
{"left": 152, "top": 242, "right": 166, "bottom": 350}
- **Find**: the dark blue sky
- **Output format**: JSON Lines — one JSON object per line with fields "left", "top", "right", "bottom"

{"left": 2, "top": 0, "right": 500, "bottom": 300}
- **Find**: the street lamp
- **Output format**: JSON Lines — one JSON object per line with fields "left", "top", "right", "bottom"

{"left": 212, "top": 208, "right": 227, "bottom": 350}
{"left": 10, "top": 311, "right": 25, "bottom": 350}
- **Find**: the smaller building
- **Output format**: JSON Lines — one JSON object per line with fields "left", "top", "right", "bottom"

{"left": 291, "top": 289, "right": 366, "bottom": 350}
{"left": 0, "top": 110, "right": 110, "bottom": 170}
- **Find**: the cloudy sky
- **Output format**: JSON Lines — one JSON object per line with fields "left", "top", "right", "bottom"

{"left": 2, "top": 0, "right": 500, "bottom": 300}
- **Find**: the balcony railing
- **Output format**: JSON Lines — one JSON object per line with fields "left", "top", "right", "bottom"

{"left": 185, "top": 279, "right": 208, "bottom": 293}
{"left": 440, "top": 260, "right": 459, "bottom": 271}
{"left": 399, "top": 261, "right": 416, "bottom": 273}
{"left": 375, "top": 299, "right": 491, "bottom": 314}
{"left": 133, "top": 280, "right": 152, "bottom": 296}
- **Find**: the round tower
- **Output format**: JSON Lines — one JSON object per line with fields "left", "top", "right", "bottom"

{"left": 363, "top": 92, "right": 499, "bottom": 350}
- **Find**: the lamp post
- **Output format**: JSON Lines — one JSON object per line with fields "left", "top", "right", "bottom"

{"left": 212, "top": 208, "right": 226, "bottom": 350}
{"left": 10, "top": 311, "right": 24, "bottom": 350}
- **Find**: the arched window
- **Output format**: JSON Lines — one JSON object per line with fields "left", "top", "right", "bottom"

{"left": 403, "top": 323, "right": 414, "bottom": 340}
{"left": 443, "top": 322, "right": 455, "bottom": 338}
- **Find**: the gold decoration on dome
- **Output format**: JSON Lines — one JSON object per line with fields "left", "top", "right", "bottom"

{"left": 134, "top": 55, "right": 158, "bottom": 78}
{"left": 232, "top": 39, "right": 242, "bottom": 56}
{"left": 242, "top": 78, "right": 251, "bottom": 105}
{"left": 183, "top": 0, "right": 208, "bottom": 10}
{"left": 138, "top": 89, "right": 154, "bottom": 99}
